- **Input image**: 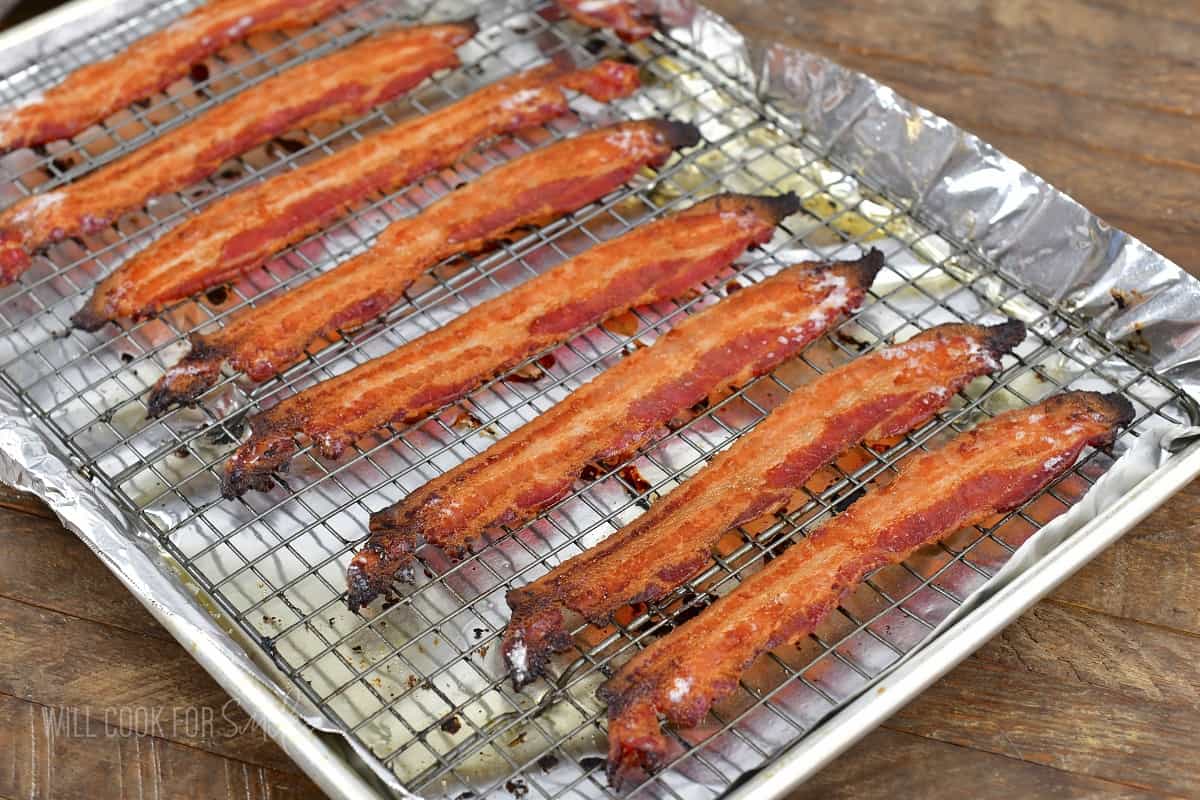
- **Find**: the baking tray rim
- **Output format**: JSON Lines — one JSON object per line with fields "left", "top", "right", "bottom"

{"left": 734, "top": 438, "right": 1200, "bottom": 796}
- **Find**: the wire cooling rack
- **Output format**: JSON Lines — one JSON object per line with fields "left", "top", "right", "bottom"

{"left": 1, "top": 1, "right": 1196, "bottom": 798}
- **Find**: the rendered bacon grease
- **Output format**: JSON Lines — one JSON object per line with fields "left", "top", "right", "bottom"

{"left": 601, "top": 390, "right": 1134, "bottom": 788}
{"left": 147, "top": 118, "right": 694, "bottom": 416}
{"left": 351, "top": 249, "right": 880, "bottom": 611}
{"left": 0, "top": 0, "right": 361, "bottom": 153}
{"left": 0, "top": 22, "right": 476, "bottom": 283}
{"left": 223, "top": 190, "right": 792, "bottom": 503}
{"left": 73, "top": 60, "right": 640, "bottom": 330}
{"left": 502, "top": 320, "right": 1026, "bottom": 688}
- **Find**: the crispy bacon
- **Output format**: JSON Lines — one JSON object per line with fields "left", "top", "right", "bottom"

{"left": 600, "top": 390, "right": 1135, "bottom": 788}
{"left": 0, "top": 0, "right": 360, "bottom": 154}
{"left": 72, "top": 60, "right": 640, "bottom": 330}
{"left": 0, "top": 23, "right": 476, "bottom": 284}
{"left": 555, "top": 0, "right": 656, "bottom": 41}
{"left": 147, "top": 119, "right": 697, "bottom": 416}
{"left": 501, "top": 320, "right": 1026, "bottom": 688}
{"left": 223, "top": 191, "right": 792, "bottom": 502}
{"left": 350, "top": 251, "right": 882, "bottom": 611}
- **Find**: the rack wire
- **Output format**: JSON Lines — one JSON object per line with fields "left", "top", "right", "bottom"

{"left": 0, "top": 1, "right": 1195, "bottom": 798}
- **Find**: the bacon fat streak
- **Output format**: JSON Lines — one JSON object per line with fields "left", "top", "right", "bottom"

{"left": 0, "top": 23, "right": 475, "bottom": 284}
{"left": 502, "top": 320, "right": 1026, "bottom": 688}
{"left": 73, "top": 60, "right": 639, "bottom": 330}
{"left": 0, "top": 0, "right": 359, "bottom": 154}
{"left": 224, "top": 190, "right": 790, "bottom": 502}
{"left": 600, "top": 390, "right": 1135, "bottom": 788}
{"left": 555, "top": 0, "right": 656, "bottom": 41}
{"left": 351, "top": 250, "right": 881, "bottom": 611}
{"left": 148, "top": 118, "right": 695, "bottom": 417}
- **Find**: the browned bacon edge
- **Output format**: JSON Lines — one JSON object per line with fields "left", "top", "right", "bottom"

{"left": 223, "top": 190, "right": 791, "bottom": 503}
{"left": 599, "top": 390, "right": 1135, "bottom": 788}
{"left": 555, "top": 0, "right": 656, "bottom": 41}
{"left": 0, "top": 22, "right": 476, "bottom": 285}
{"left": 71, "top": 60, "right": 640, "bottom": 331}
{"left": 145, "top": 118, "right": 696, "bottom": 418}
{"left": 349, "top": 250, "right": 882, "bottom": 612}
{"left": 500, "top": 319, "right": 1026, "bottom": 688}
{"left": 0, "top": 0, "right": 359, "bottom": 154}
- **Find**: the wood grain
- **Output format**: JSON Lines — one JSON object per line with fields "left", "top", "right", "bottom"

{"left": 0, "top": 694, "right": 323, "bottom": 800}
{"left": 0, "top": 595, "right": 299, "bottom": 774}
{"left": 887, "top": 605, "right": 1200, "bottom": 794}
{"left": 0, "top": 507, "right": 163, "bottom": 637}
{"left": 0, "top": 484, "right": 53, "bottom": 518}
{"left": 1, "top": 1, "right": 1198, "bottom": 798}
{"left": 1051, "top": 481, "right": 1200, "bottom": 636}
{"left": 705, "top": 0, "right": 1200, "bottom": 269}
{"left": 792, "top": 728, "right": 1165, "bottom": 800}
{"left": 710, "top": 0, "right": 1200, "bottom": 112}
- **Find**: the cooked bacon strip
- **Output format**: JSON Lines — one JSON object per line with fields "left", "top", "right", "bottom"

{"left": 147, "top": 119, "right": 695, "bottom": 416}
{"left": 555, "top": 0, "right": 655, "bottom": 41}
{"left": 223, "top": 190, "right": 796, "bottom": 496}
{"left": 351, "top": 251, "right": 881, "bottom": 611}
{"left": 600, "top": 390, "right": 1134, "bottom": 787}
{"left": 72, "top": 60, "right": 640, "bottom": 330}
{"left": 0, "top": 0, "right": 359, "bottom": 154}
{"left": 501, "top": 320, "right": 1025, "bottom": 688}
{"left": 223, "top": 190, "right": 791, "bottom": 501}
{"left": 0, "top": 23, "right": 475, "bottom": 284}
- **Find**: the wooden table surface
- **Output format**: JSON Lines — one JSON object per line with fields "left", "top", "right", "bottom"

{"left": 2, "top": 1, "right": 1198, "bottom": 798}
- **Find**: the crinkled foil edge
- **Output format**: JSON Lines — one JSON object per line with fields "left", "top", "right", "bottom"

{"left": 661, "top": 0, "right": 1200, "bottom": 385}
{"left": 0, "top": 1, "right": 1198, "bottom": 798}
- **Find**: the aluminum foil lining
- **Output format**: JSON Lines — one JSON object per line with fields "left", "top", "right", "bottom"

{"left": 666, "top": 0, "right": 1200, "bottom": 388}
{"left": 0, "top": 1, "right": 1197, "bottom": 798}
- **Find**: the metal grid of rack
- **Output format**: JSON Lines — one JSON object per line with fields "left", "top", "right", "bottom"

{"left": 0, "top": 1, "right": 1195, "bottom": 798}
